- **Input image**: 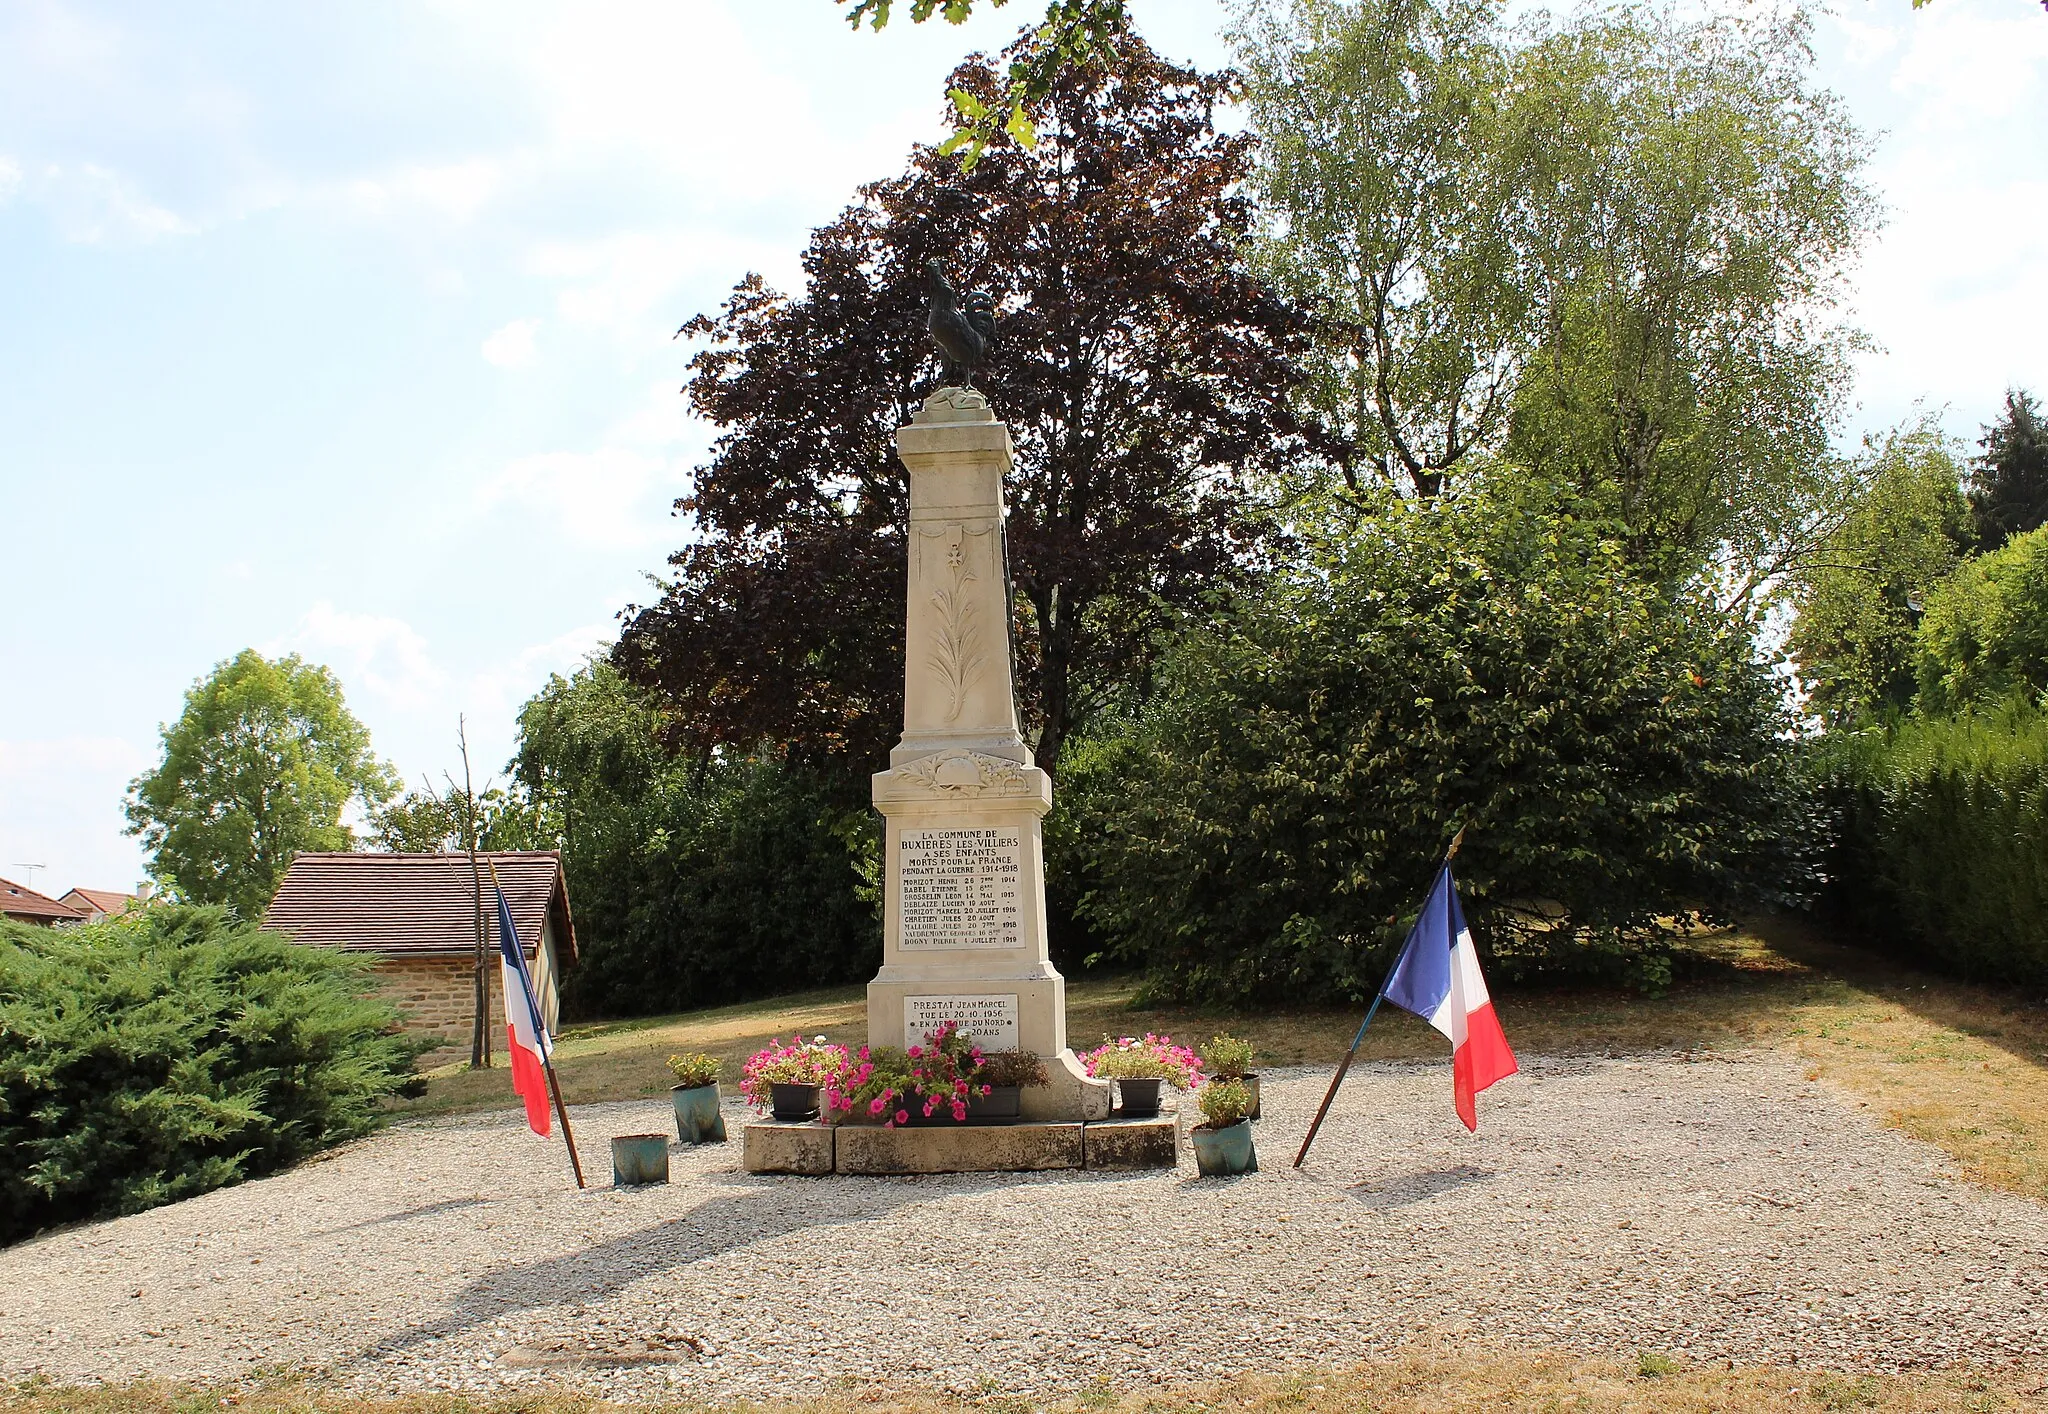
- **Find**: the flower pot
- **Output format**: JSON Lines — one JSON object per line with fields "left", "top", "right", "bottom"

{"left": 1115, "top": 1077, "right": 1164, "bottom": 1118}
{"left": 672, "top": 1083, "right": 727, "bottom": 1144}
{"left": 897, "top": 1090, "right": 970, "bottom": 1126}
{"left": 1190, "top": 1119, "right": 1258, "bottom": 1177}
{"left": 611, "top": 1133, "right": 671, "bottom": 1186}
{"left": 769, "top": 1082, "right": 820, "bottom": 1121}
{"left": 967, "top": 1085, "right": 1021, "bottom": 1122}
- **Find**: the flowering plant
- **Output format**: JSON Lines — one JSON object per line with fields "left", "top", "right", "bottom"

{"left": 830, "top": 1023, "right": 994, "bottom": 1126}
{"left": 665, "top": 1052, "right": 723, "bottom": 1088}
{"left": 739, "top": 1035, "right": 849, "bottom": 1111}
{"left": 1080, "top": 1034, "right": 1203, "bottom": 1090}
{"left": 1197, "top": 1079, "right": 1254, "bottom": 1130}
{"left": 1200, "top": 1034, "right": 1256, "bottom": 1079}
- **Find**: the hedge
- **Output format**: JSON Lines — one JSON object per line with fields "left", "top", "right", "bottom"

{"left": 1819, "top": 701, "right": 2048, "bottom": 987}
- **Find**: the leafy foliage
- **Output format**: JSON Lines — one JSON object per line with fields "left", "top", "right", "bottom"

{"left": 616, "top": 29, "right": 1325, "bottom": 779}
{"left": 125, "top": 651, "right": 398, "bottom": 919}
{"left": 1197, "top": 1079, "right": 1254, "bottom": 1130}
{"left": 1915, "top": 525, "right": 2048, "bottom": 715}
{"left": 0, "top": 906, "right": 420, "bottom": 1245}
{"left": 1199, "top": 1034, "right": 1255, "bottom": 1078}
{"left": 839, "top": 0, "right": 1131, "bottom": 168}
{"left": 510, "top": 664, "right": 879, "bottom": 1018}
{"left": 1817, "top": 704, "right": 2048, "bottom": 987}
{"left": 1788, "top": 421, "right": 1973, "bottom": 725}
{"left": 1238, "top": 0, "right": 1875, "bottom": 604}
{"left": 1071, "top": 483, "right": 1816, "bottom": 1004}
{"left": 366, "top": 784, "right": 546, "bottom": 854}
{"left": 664, "top": 1052, "right": 723, "bottom": 1088}
{"left": 1970, "top": 387, "right": 2048, "bottom": 552}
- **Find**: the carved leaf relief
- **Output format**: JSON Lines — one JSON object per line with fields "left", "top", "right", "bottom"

{"left": 920, "top": 524, "right": 991, "bottom": 723}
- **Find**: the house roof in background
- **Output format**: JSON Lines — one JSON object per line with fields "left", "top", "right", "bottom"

{"left": 61, "top": 887, "right": 137, "bottom": 918}
{"left": 260, "top": 852, "right": 576, "bottom": 961}
{"left": 1, "top": 878, "right": 84, "bottom": 922}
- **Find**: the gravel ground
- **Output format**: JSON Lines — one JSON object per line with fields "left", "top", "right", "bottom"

{"left": 2, "top": 1051, "right": 2044, "bottom": 1402}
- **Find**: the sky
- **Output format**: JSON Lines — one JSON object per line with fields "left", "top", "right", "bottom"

{"left": 0, "top": 0, "right": 2043, "bottom": 899}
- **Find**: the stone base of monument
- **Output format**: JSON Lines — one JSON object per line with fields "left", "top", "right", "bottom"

{"left": 742, "top": 1116, "right": 1178, "bottom": 1176}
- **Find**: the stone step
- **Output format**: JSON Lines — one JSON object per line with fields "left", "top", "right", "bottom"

{"left": 742, "top": 1117, "right": 1178, "bottom": 1176}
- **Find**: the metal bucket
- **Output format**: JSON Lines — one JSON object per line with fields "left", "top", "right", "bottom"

{"left": 672, "top": 1083, "right": 727, "bottom": 1144}
{"left": 611, "top": 1133, "right": 671, "bottom": 1186}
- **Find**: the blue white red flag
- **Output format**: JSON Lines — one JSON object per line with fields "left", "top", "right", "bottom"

{"left": 495, "top": 884, "right": 554, "bottom": 1137}
{"left": 1383, "top": 865, "right": 1518, "bottom": 1130}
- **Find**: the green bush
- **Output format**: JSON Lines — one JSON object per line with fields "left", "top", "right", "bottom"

{"left": 1916, "top": 525, "right": 2048, "bottom": 714}
{"left": 513, "top": 664, "right": 880, "bottom": 1019}
{"left": 1818, "top": 701, "right": 2048, "bottom": 987}
{"left": 1068, "top": 484, "right": 1816, "bottom": 1004}
{"left": 0, "top": 906, "right": 422, "bottom": 1245}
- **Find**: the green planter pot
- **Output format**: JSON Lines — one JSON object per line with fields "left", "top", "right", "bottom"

{"left": 672, "top": 1083, "right": 727, "bottom": 1144}
{"left": 611, "top": 1133, "right": 671, "bottom": 1186}
{"left": 1190, "top": 1120, "right": 1258, "bottom": 1177}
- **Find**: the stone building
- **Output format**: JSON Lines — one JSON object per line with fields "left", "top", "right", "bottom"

{"left": 262, "top": 851, "right": 577, "bottom": 1060}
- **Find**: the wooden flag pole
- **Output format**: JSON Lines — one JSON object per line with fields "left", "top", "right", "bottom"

{"left": 1293, "top": 823, "right": 1467, "bottom": 1170}
{"left": 485, "top": 858, "right": 586, "bottom": 1190}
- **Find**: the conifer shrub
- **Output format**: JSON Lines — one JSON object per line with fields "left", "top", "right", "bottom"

{"left": 1817, "top": 701, "right": 2048, "bottom": 987}
{"left": 0, "top": 905, "right": 422, "bottom": 1245}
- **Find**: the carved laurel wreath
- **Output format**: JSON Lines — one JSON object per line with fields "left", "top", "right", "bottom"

{"left": 893, "top": 749, "right": 1031, "bottom": 796}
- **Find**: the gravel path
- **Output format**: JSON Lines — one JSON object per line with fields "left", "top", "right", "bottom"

{"left": 2, "top": 1051, "right": 2044, "bottom": 1402}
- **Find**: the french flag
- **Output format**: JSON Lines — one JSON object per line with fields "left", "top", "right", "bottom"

{"left": 495, "top": 884, "right": 554, "bottom": 1137}
{"left": 1382, "top": 865, "right": 1518, "bottom": 1130}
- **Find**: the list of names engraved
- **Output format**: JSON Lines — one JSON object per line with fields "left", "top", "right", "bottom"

{"left": 898, "top": 826, "right": 1023, "bottom": 949}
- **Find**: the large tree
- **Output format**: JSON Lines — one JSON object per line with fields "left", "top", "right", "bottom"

{"left": 1236, "top": 0, "right": 1876, "bottom": 606}
{"left": 125, "top": 651, "right": 398, "bottom": 918}
{"left": 1786, "top": 421, "right": 1973, "bottom": 725}
{"left": 618, "top": 26, "right": 1326, "bottom": 777}
{"left": 1970, "top": 387, "right": 2048, "bottom": 552}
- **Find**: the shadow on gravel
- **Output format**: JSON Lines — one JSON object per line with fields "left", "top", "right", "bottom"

{"left": 1345, "top": 1165, "right": 1495, "bottom": 1208}
{"left": 355, "top": 1169, "right": 1077, "bottom": 1362}
{"left": 310, "top": 1197, "right": 495, "bottom": 1239}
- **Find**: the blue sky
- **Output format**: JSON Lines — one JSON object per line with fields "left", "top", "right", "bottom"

{"left": 1, "top": 0, "right": 2043, "bottom": 897}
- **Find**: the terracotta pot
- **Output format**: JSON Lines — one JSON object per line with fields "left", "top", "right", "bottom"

{"left": 671, "top": 1083, "right": 727, "bottom": 1144}
{"left": 1190, "top": 1119, "right": 1257, "bottom": 1177}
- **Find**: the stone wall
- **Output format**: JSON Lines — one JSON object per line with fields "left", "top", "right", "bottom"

{"left": 375, "top": 954, "right": 503, "bottom": 1060}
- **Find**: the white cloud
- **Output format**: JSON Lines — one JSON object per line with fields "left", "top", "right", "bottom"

{"left": 481, "top": 317, "right": 541, "bottom": 368}
{"left": 273, "top": 601, "right": 450, "bottom": 713}
{"left": 0, "top": 157, "right": 20, "bottom": 201}
{"left": 476, "top": 379, "right": 696, "bottom": 546}
{"left": 1889, "top": 6, "right": 2048, "bottom": 126}
{"left": 35, "top": 162, "right": 193, "bottom": 244}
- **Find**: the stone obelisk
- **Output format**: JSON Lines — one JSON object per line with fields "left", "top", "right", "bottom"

{"left": 866, "top": 385, "right": 1112, "bottom": 1122}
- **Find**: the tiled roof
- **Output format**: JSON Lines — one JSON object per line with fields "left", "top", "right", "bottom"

{"left": 0, "top": 878, "right": 85, "bottom": 922}
{"left": 260, "top": 852, "right": 576, "bottom": 960}
{"left": 61, "top": 888, "right": 136, "bottom": 918}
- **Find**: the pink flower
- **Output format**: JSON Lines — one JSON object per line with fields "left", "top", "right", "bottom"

{"left": 951, "top": 1102, "right": 968, "bottom": 1121}
{"left": 954, "top": 1080, "right": 968, "bottom": 1096}
{"left": 895, "top": 1109, "right": 909, "bottom": 1125}
{"left": 908, "top": 1045, "right": 923, "bottom": 1059}
{"left": 869, "top": 1097, "right": 886, "bottom": 1116}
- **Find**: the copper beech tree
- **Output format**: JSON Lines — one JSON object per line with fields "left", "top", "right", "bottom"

{"left": 617, "top": 28, "right": 1330, "bottom": 779}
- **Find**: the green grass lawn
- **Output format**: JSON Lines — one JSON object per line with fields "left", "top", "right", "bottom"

{"left": 403, "top": 917, "right": 2048, "bottom": 1203}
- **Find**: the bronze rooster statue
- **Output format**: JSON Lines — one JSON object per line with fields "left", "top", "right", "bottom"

{"left": 925, "top": 260, "right": 996, "bottom": 389}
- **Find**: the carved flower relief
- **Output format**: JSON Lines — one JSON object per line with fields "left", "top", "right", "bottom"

{"left": 894, "top": 749, "right": 1031, "bottom": 795}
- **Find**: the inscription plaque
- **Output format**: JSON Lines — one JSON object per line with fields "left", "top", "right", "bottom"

{"left": 897, "top": 826, "right": 1023, "bottom": 949}
{"left": 905, "top": 994, "right": 1020, "bottom": 1052}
